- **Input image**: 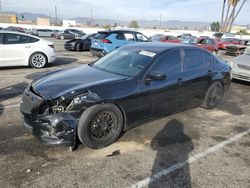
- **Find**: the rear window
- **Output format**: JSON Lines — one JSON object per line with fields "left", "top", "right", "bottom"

{"left": 95, "top": 32, "right": 110, "bottom": 39}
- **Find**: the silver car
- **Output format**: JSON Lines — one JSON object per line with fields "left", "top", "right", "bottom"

{"left": 230, "top": 47, "right": 250, "bottom": 82}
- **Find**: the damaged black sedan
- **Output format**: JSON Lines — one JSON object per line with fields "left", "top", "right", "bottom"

{"left": 20, "top": 43, "right": 231, "bottom": 149}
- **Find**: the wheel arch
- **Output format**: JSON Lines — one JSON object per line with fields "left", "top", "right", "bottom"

{"left": 28, "top": 51, "right": 48, "bottom": 66}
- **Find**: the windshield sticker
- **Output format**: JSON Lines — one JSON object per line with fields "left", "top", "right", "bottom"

{"left": 139, "top": 51, "right": 156, "bottom": 57}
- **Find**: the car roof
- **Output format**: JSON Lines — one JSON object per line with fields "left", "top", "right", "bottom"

{"left": 0, "top": 30, "right": 40, "bottom": 39}
{"left": 98, "top": 30, "right": 142, "bottom": 34}
{"left": 122, "top": 42, "right": 201, "bottom": 53}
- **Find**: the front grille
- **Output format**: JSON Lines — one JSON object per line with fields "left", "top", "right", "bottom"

{"left": 238, "top": 64, "right": 250, "bottom": 71}
{"left": 20, "top": 90, "right": 43, "bottom": 115}
{"left": 226, "top": 47, "right": 238, "bottom": 53}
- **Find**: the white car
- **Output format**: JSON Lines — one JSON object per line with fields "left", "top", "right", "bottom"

{"left": 229, "top": 47, "right": 250, "bottom": 82}
{"left": 0, "top": 31, "right": 56, "bottom": 68}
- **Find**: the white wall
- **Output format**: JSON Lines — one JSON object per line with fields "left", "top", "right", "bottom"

{"left": 1, "top": 22, "right": 250, "bottom": 39}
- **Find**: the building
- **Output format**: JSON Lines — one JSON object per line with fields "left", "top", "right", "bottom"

{"left": 63, "top": 20, "right": 76, "bottom": 27}
{"left": 37, "top": 17, "right": 50, "bottom": 26}
{"left": 0, "top": 13, "right": 17, "bottom": 24}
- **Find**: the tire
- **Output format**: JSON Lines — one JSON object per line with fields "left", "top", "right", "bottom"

{"left": 77, "top": 103, "right": 124, "bottom": 149}
{"left": 75, "top": 43, "right": 82, "bottom": 52}
{"left": 201, "top": 81, "right": 223, "bottom": 110}
{"left": 29, "top": 52, "right": 47, "bottom": 68}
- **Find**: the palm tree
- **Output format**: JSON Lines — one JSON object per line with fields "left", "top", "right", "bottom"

{"left": 220, "top": 0, "right": 227, "bottom": 32}
{"left": 221, "top": 0, "right": 248, "bottom": 32}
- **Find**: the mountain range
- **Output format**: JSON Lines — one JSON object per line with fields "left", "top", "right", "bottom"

{"left": 4, "top": 11, "right": 211, "bottom": 30}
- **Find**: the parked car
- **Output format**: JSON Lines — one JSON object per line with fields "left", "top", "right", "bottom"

{"left": 177, "top": 33, "right": 192, "bottom": 41}
{"left": 217, "top": 38, "right": 241, "bottom": 49}
{"left": 35, "top": 29, "right": 55, "bottom": 37}
{"left": 224, "top": 40, "right": 249, "bottom": 56}
{"left": 160, "top": 35, "right": 182, "bottom": 43}
{"left": 0, "top": 31, "right": 56, "bottom": 68}
{"left": 213, "top": 32, "right": 236, "bottom": 40}
{"left": 196, "top": 37, "right": 218, "bottom": 54}
{"left": 3, "top": 26, "right": 25, "bottom": 33}
{"left": 90, "top": 30, "right": 149, "bottom": 57}
{"left": 20, "top": 43, "right": 231, "bottom": 149}
{"left": 150, "top": 34, "right": 164, "bottom": 41}
{"left": 229, "top": 47, "right": 250, "bottom": 82}
{"left": 182, "top": 37, "right": 198, "bottom": 45}
{"left": 64, "top": 33, "right": 96, "bottom": 51}
{"left": 57, "top": 29, "right": 85, "bottom": 40}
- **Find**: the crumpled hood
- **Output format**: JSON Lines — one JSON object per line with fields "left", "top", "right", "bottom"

{"left": 32, "top": 65, "right": 127, "bottom": 99}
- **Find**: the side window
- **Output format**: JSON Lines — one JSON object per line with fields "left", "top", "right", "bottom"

{"left": 136, "top": 33, "right": 148, "bottom": 42}
{"left": 4, "top": 33, "right": 29, "bottom": 44}
{"left": 170, "top": 36, "right": 176, "bottom": 40}
{"left": 116, "top": 32, "right": 124, "bottom": 40}
{"left": 124, "top": 33, "right": 135, "bottom": 41}
{"left": 206, "top": 39, "right": 213, "bottom": 44}
{"left": 29, "top": 37, "right": 39, "bottom": 43}
{"left": 0, "top": 33, "right": 3, "bottom": 44}
{"left": 150, "top": 50, "right": 181, "bottom": 75}
{"left": 184, "top": 49, "right": 210, "bottom": 70}
{"left": 199, "top": 39, "right": 206, "bottom": 44}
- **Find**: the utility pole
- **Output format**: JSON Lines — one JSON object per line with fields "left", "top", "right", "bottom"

{"left": 159, "top": 14, "right": 162, "bottom": 29}
{"left": 55, "top": 5, "right": 58, "bottom": 26}
{"left": 0, "top": 0, "right": 3, "bottom": 22}
{"left": 90, "top": 8, "right": 93, "bottom": 26}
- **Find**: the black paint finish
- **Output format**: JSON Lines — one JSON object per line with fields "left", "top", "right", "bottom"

{"left": 20, "top": 43, "right": 231, "bottom": 146}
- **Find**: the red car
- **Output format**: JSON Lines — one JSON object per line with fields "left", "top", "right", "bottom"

{"left": 196, "top": 37, "right": 218, "bottom": 54}
{"left": 160, "top": 35, "right": 182, "bottom": 43}
{"left": 217, "top": 38, "right": 241, "bottom": 49}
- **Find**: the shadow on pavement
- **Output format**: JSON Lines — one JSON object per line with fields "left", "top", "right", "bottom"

{"left": 48, "top": 56, "right": 78, "bottom": 67}
{"left": 149, "top": 119, "right": 194, "bottom": 188}
{"left": 0, "top": 82, "right": 28, "bottom": 103}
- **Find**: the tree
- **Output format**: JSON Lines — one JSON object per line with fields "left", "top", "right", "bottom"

{"left": 129, "top": 20, "right": 139, "bottom": 28}
{"left": 220, "top": 0, "right": 248, "bottom": 32}
{"left": 103, "top": 24, "right": 111, "bottom": 29}
{"left": 210, "top": 22, "right": 221, "bottom": 32}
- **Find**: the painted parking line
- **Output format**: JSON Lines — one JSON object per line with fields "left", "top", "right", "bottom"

{"left": 0, "top": 104, "right": 20, "bottom": 110}
{"left": 131, "top": 128, "right": 250, "bottom": 188}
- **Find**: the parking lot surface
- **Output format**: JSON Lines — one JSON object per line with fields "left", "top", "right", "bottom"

{"left": 0, "top": 38, "right": 249, "bottom": 188}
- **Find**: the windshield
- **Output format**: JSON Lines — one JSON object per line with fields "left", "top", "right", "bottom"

{"left": 91, "top": 49, "right": 155, "bottom": 77}
{"left": 183, "top": 38, "right": 197, "bottom": 44}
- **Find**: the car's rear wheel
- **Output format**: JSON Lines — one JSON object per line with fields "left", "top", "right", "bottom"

{"left": 201, "top": 81, "right": 223, "bottom": 109}
{"left": 29, "top": 52, "right": 47, "bottom": 68}
{"left": 77, "top": 104, "right": 124, "bottom": 149}
{"left": 75, "top": 43, "right": 82, "bottom": 52}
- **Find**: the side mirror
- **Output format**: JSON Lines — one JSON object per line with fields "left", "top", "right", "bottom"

{"left": 145, "top": 71, "right": 166, "bottom": 84}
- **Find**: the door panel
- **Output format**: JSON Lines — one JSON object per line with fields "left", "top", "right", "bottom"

{"left": 0, "top": 44, "right": 4, "bottom": 65}
{"left": 182, "top": 49, "right": 212, "bottom": 108}
{"left": 140, "top": 49, "right": 184, "bottom": 118}
{"left": 2, "top": 33, "right": 34, "bottom": 66}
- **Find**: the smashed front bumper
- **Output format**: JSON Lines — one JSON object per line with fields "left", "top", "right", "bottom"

{"left": 22, "top": 113, "right": 77, "bottom": 146}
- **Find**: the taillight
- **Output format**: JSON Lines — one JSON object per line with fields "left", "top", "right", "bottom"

{"left": 48, "top": 44, "right": 55, "bottom": 49}
{"left": 100, "top": 39, "right": 112, "bottom": 43}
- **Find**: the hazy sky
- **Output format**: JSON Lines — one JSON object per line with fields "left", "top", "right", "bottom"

{"left": 2, "top": 0, "right": 250, "bottom": 24}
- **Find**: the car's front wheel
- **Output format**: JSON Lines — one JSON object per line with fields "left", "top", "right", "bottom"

{"left": 77, "top": 104, "right": 124, "bottom": 149}
{"left": 75, "top": 43, "right": 83, "bottom": 52}
{"left": 201, "top": 81, "right": 223, "bottom": 109}
{"left": 29, "top": 52, "right": 47, "bottom": 68}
